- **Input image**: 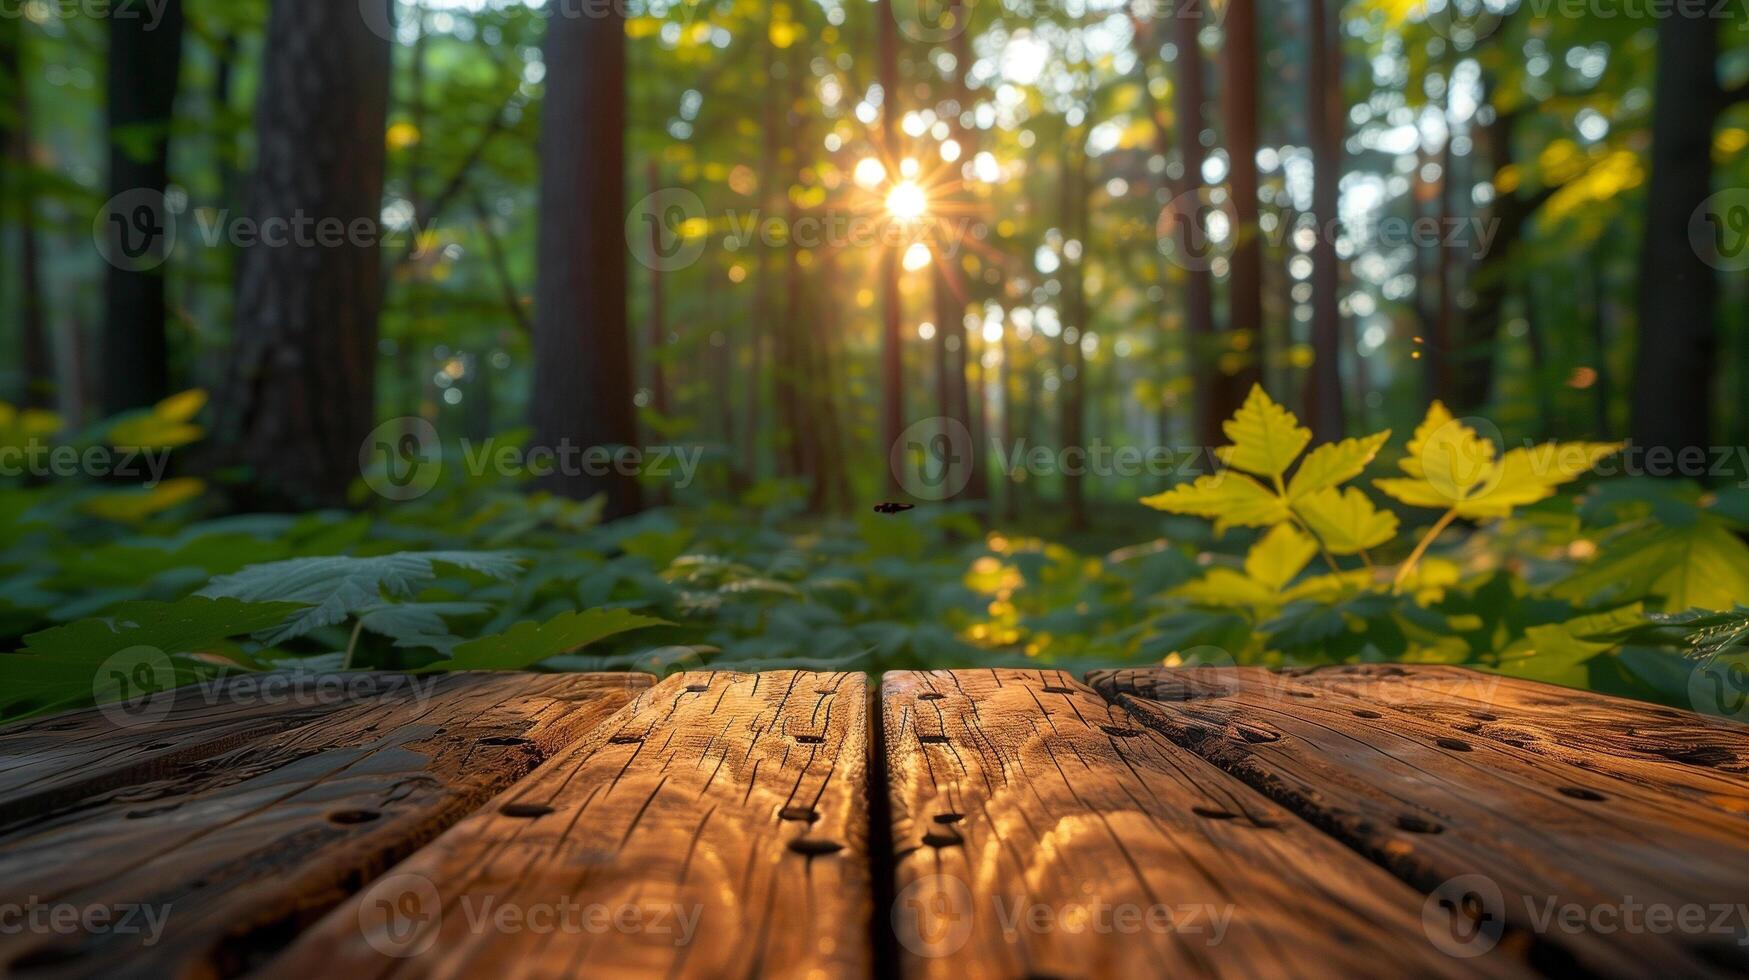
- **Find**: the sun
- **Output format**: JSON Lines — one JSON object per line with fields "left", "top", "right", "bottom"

{"left": 885, "top": 180, "right": 929, "bottom": 223}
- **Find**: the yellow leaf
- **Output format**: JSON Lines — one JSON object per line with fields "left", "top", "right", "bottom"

{"left": 1174, "top": 568, "right": 1276, "bottom": 608}
{"left": 386, "top": 122, "right": 421, "bottom": 150}
{"left": 1142, "top": 472, "right": 1289, "bottom": 533}
{"left": 81, "top": 478, "right": 205, "bottom": 523}
{"left": 1374, "top": 477, "right": 1459, "bottom": 510}
{"left": 1215, "top": 385, "right": 1311, "bottom": 479}
{"left": 154, "top": 389, "right": 208, "bottom": 423}
{"left": 1283, "top": 569, "right": 1373, "bottom": 603}
{"left": 1451, "top": 443, "right": 1623, "bottom": 519}
{"left": 1412, "top": 407, "right": 1498, "bottom": 500}
{"left": 1295, "top": 487, "right": 1399, "bottom": 555}
{"left": 1399, "top": 558, "right": 1462, "bottom": 605}
{"left": 626, "top": 16, "right": 663, "bottom": 39}
{"left": 1287, "top": 430, "right": 1391, "bottom": 499}
{"left": 1244, "top": 524, "right": 1319, "bottom": 592}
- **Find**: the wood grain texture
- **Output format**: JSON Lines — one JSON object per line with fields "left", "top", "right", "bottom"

{"left": 0, "top": 672, "right": 647, "bottom": 979}
{"left": 263, "top": 670, "right": 872, "bottom": 980}
{"left": 1281, "top": 663, "right": 1749, "bottom": 814}
{"left": 0, "top": 676, "right": 373, "bottom": 828}
{"left": 880, "top": 669, "right": 1498, "bottom": 979}
{"left": 1092, "top": 667, "right": 1749, "bottom": 979}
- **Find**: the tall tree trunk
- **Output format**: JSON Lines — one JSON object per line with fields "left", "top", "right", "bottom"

{"left": 3, "top": 22, "right": 53, "bottom": 411}
{"left": 101, "top": 0, "right": 185, "bottom": 415}
{"left": 1633, "top": 11, "right": 1719, "bottom": 457}
{"left": 218, "top": 0, "right": 388, "bottom": 508}
{"left": 877, "top": 0, "right": 905, "bottom": 494}
{"left": 529, "top": 1, "right": 641, "bottom": 516}
{"left": 1173, "top": 0, "right": 1219, "bottom": 449}
{"left": 1061, "top": 143, "right": 1088, "bottom": 531}
{"left": 1305, "top": 0, "right": 1344, "bottom": 440}
{"left": 1219, "top": 0, "right": 1263, "bottom": 417}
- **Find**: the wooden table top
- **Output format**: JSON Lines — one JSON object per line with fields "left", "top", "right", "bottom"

{"left": 1, "top": 666, "right": 1745, "bottom": 979}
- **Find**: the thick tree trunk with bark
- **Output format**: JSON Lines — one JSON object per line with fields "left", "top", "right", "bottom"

{"left": 218, "top": 0, "right": 388, "bottom": 508}
{"left": 529, "top": 1, "right": 641, "bottom": 517}
{"left": 1633, "top": 11, "right": 1719, "bottom": 457}
{"left": 101, "top": 0, "right": 184, "bottom": 415}
{"left": 1305, "top": 0, "right": 1344, "bottom": 440}
{"left": 1219, "top": 0, "right": 1263, "bottom": 420}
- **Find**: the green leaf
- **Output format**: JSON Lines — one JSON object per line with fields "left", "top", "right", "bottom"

{"left": 0, "top": 597, "right": 303, "bottom": 718}
{"left": 199, "top": 551, "right": 524, "bottom": 644}
{"left": 1215, "top": 385, "right": 1312, "bottom": 479}
{"left": 1554, "top": 522, "right": 1749, "bottom": 612}
{"left": 357, "top": 601, "right": 491, "bottom": 653}
{"left": 434, "top": 608, "right": 669, "bottom": 672}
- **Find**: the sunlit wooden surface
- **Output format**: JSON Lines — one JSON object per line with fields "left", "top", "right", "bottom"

{"left": 2, "top": 667, "right": 1746, "bottom": 979}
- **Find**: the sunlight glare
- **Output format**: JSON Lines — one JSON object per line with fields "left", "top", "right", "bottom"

{"left": 903, "top": 242, "right": 933, "bottom": 272}
{"left": 887, "top": 181, "right": 929, "bottom": 223}
{"left": 853, "top": 157, "right": 887, "bottom": 189}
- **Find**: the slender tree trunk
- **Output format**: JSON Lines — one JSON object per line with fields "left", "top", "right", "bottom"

{"left": 1173, "top": 0, "right": 1219, "bottom": 449}
{"left": 1220, "top": 0, "right": 1263, "bottom": 417}
{"left": 100, "top": 0, "right": 184, "bottom": 415}
{"left": 877, "top": 0, "right": 905, "bottom": 494}
{"left": 3, "top": 24, "right": 53, "bottom": 411}
{"left": 1061, "top": 143, "right": 1088, "bottom": 531}
{"left": 1633, "top": 10, "right": 1719, "bottom": 457}
{"left": 529, "top": 1, "right": 641, "bottom": 516}
{"left": 645, "top": 163, "right": 670, "bottom": 422}
{"left": 1305, "top": 0, "right": 1344, "bottom": 439}
{"left": 218, "top": 0, "right": 389, "bottom": 508}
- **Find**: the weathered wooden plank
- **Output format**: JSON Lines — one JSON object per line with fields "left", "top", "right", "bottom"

{"left": 0, "top": 674, "right": 390, "bottom": 828}
{"left": 264, "top": 670, "right": 872, "bottom": 980}
{"left": 0, "top": 672, "right": 648, "bottom": 978}
{"left": 1093, "top": 667, "right": 1749, "bottom": 978}
{"left": 1280, "top": 663, "right": 1749, "bottom": 814}
{"left": 881, "top": 669, "right": 1504, "bottom": 979}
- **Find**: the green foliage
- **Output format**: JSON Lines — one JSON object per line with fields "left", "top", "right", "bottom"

{"left": 1139, "top": 387, "right": 1749, "bottom": 712}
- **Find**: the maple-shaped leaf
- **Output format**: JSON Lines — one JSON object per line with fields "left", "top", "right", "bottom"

{"left": 1142, "top": 472, "right": 1289, "bottom": 533}
{"left": 1287, "top": 430, "right": 1392, "bottom": 500}
{"left": 1296, "top": 486, "right": 1399, "bottom": 555}
{"left": 1243, "top": 524, "right": 1320, "bottom": 592}
{"left": 1215, "top": 385, "right": 1312, "bottom": 479}
{"left": 1375, "top": 404, "right": 1620, "bottom": 519}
